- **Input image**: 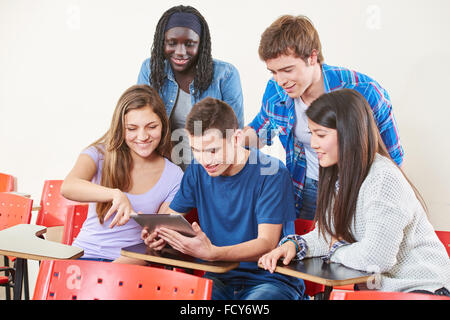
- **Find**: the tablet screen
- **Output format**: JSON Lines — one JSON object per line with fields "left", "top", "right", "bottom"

{"left": 131, "top": 213, "right": 196, "bottom": 237}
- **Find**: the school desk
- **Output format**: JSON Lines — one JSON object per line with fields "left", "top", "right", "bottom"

{"left": 0, "top": 224, "right": 84, "bottom": 300}
{"left": 258, "top": 257, "right": 372, "bottom": 300}
{"left": 121, "top": 242, "right": 239, "bottom": 273}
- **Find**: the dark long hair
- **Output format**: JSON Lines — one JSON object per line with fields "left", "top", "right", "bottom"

{"left": 150, "top": 5, "right": 213, "bottom": 97}
{"left": 306, "top": 89, "right": 426, "bottom": 243}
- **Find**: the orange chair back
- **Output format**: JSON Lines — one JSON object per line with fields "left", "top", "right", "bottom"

{"left": 330, "top": 290, "right": 450, "bottom": 300}
{"left": 36, "top": 180, "right": 84, "bottom": 228}
{"left": 435, "top": 231, "right": 450, "bottom": 257}
{"left": 33, "top": 260, "right": 212, "bottom": 300}
{"left": 61, "top": 204, "right": 88, "bottom": 245}
{"left": 0, "top": 173, "right": 15, "bottom": 192}
{"left": 0, "top": 192, "right": 32, "bottom": 231}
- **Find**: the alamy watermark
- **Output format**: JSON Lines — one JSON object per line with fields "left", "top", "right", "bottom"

{"left": 170, "top": 121, "right": 280, "bottom": 175}
{"left": 366, "top": 4, "right": 382, "bottom": 30}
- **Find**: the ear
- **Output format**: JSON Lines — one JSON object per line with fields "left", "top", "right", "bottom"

{"left": 309, "top": 50, "right": 319, "bottom": 66}
{"left": 232, "top": 129, "right": 243, "bottom": 147}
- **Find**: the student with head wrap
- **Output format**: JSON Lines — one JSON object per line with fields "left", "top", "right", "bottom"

{"left": 137, "top": 5, "right": 244, "bottom": 170}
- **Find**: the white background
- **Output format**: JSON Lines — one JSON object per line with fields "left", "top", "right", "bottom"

{"left": 1, "top": 0, "right": 449, "bottom": 228}
{"left": 1, "top": 0, "right": 450, "bottom": 295}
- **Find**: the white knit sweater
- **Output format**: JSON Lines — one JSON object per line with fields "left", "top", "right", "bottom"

{"left": 302, "top": 154, "right": 450, "bottom": 292}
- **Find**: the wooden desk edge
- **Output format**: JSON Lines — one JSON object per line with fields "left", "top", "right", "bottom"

{"left": 258, "top": 262, "right": 372, "bottom": 287}
{"left": 121, "top": 249, "right": 239, "bottom": 273}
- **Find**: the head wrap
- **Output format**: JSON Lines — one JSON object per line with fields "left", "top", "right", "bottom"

{"left": 164, "top": 12, "right": 202, "bottom": 37}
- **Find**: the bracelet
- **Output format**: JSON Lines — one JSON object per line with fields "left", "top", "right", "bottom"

{"left": 281, "top": 238, "right": 299, "bottom": 253}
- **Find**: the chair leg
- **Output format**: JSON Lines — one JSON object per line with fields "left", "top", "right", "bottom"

{"left": 313, "top": 285, "right": 333, "bottom": 300}
{"left": 322, "top": 286, "right": 333, "bottom": 300}
{"left": 3, "top": 257, "right": 11, "bottom": 300}
{"left": 23, "top": 260, "right": 29, "bottom": 300}
{"left": 13, "top": 258, "right": 25, "bottom": 300}
{"left": 5, "top": 286, "right": 11, "bottom": 300}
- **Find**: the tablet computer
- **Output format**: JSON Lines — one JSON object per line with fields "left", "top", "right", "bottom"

{"left": 131, "top": 213, "right": 196, "bottom": 237}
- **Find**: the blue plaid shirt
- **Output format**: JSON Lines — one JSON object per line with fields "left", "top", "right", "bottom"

{"left": 280, "top": 234, "right": 349, "bottom": 262}
{"left": 248, "top": 64, "right": 404, "bottom": 217}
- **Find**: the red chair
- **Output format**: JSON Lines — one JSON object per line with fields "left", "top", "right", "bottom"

{"left": 435, "top": 231, "right": 450, "bottom": 257}
{"left": 0, "top": 192, "right": 33, "bottom": 299}
{"left": 0, "top": 192, "right": 32, "bottom": 236}
{"left": 0, "top": 174, "right": 22, "bottom": 298}
{"left": 33, "top": 259, "right": 212, "bottom": 300}
{"left": 330, "top": 290, "right": 450, "bottom": 300}
{"left": 61, "top": 204, "right": 89, "bottom": 245}
{"left": 294, "top": 218, "right": 315, "bottom": 235}
{"left": 184, "top": 208, "right": 199, "bottom": 225}
{"left": 0, "top": 173, "right": 15, "bottom": 192}
{"left": 36, "top": 180, "right": 86, "bottom": 228}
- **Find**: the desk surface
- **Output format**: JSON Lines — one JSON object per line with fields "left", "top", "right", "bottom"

{"left": 0, "top": 224, "right": 83, "bottom": 261}
{"left": 259, "top": 258, "right": 372, "bottom": 287}
{"left": 121, "top": 243, "right": 239, "bottom": 274}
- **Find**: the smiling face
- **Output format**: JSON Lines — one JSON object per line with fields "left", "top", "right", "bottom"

{"left": 308, "top": 119, "right": 339, "bottom": 167}
{"left": 124, "top": 105, "right": 163, "bottom": 161}
{"left": 265, "top": 53, "right": 316, "bottom": 99}
{"left": 188, "top": 129, "right": 237, "bottom": 177}
{"left": 164, "top": 27, "right": 200, "bottom": 74}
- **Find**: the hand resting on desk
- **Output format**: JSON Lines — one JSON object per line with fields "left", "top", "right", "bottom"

{"left": 259, "top": 235, "right": 342, "bottom": 273}
{"left": 258, "top": 241, "right": 297, "bottom": 273}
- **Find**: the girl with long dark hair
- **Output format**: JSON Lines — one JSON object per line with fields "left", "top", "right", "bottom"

{"left": 259, "top": 89, "right": 450, "bottom": 295}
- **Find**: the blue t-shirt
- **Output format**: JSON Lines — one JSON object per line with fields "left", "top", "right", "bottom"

{"left": 170, "top": 149, "right": 304, "bottom": 293}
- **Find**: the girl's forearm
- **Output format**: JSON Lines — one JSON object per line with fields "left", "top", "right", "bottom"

{"left": 61, "top": 178, "right": 119, "bottom": 203}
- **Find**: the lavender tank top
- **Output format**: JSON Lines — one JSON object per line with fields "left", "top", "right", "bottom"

{"left": 73, "top": 145, "right": 183, "bottom": 260}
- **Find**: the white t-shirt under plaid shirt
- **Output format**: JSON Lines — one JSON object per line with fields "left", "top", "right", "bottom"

{"left": 284, "top": 154, "right": 450, "bottom": 293}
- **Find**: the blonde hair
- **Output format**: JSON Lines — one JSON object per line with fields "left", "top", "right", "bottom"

{"left": 91, "top": 85, "right": 171, "bottom": 223}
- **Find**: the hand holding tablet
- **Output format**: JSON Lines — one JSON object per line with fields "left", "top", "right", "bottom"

{"left": 131, "top": 213, "right": 196, "bottom": 237}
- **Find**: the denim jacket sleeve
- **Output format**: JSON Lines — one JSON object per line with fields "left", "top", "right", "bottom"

{"left": 137, "top": 58, "right": 150, "bottom": 85}
{"left": 220, "top": 63, "right": 244, "bottom": 128}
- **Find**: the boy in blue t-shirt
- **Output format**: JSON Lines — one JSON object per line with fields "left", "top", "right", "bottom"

{"left": 142, "top": 97, "right": 305, "bottom": 300}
